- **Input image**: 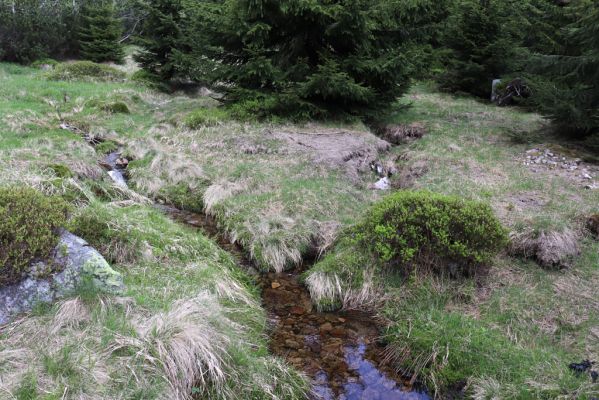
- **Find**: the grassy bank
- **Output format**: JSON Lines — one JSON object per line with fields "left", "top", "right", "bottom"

{"left": 307, "top": 84, "right": 599, "bottom": 398}
{"left": 0, "top": 63, "right": 307, "bottom": 399}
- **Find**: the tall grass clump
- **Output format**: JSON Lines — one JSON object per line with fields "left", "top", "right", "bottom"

{"left": 0, "top": 186, "right": 69, "bottom": 285}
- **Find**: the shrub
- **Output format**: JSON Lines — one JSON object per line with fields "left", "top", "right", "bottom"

{"left": 184, "top": 108, "right": 228, "bottom": 129}
{"left": 46, "top": 61, "right": 126, "bottom": 82}
{"left": 0, "top": 187, "right": 69, "bottom": 286}
{"left": 355, "top": 191, "right": 508, "bottom": 274}
{"left": 100, "top": 101, "right": 130, "bottom": 114}
{"left": 48, "top": 164, "right": 73, "bottom": 178}
{"left": 30, "top": 58, "right": 59, "bottom": 68}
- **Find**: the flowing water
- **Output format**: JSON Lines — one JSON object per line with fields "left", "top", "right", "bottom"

{"left": 100, "top": 152, "right": 429, "bottom": 399}
{"left": 162, "top": 207, "right": 430, "bottom": 400}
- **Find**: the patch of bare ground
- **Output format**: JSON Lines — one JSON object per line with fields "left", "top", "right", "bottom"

{"left": 271, "top": 126, "right": 391, "bottom": 183}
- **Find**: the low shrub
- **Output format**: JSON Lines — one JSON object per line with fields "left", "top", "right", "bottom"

{"left": 31, "top": 58, "right": 59, "bottom": 68}
{"left": 45, "top": 61, "right": 126, "bottom": 82}
{"left": 355, "top": 191, "right": 508, "bottom": 275}
{"left": 184, "top": 108, "right": 229, "bottom": 129}
{"left": 48, "top": 164, "right": 73, "bottom": 178}
{"left": 0, "top": 187, "right": 70, "bottom": 286}
{"left": 100, "top": 101, "right": 130, "bottom": 114}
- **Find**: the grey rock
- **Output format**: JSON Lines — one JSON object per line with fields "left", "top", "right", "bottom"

{"left": 0, "top": 231, "right": 124, "bottom": 325}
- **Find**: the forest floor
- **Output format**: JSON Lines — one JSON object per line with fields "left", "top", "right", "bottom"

{"left": 0, "top": 62, "right": 597, "bottom": 399}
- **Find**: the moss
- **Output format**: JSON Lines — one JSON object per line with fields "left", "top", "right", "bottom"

{"left": 184, "top": 108, "right": 229, "bottom": 129}
{"left": 48, "top": 163, "right": 73, "bottom": 178}
{"left": 0, "top": 186, "right": 70, "bottom": 285}
{"left": 100, "top": 101, "right": 130, "bottom": 114}
{"left": 45, "top": 61, "right": 126, "bottom": 82}
{"left": 95, "top": 140, "right": 119, "bottom": 155}
{"left": 157, "top": 183, "right": 207, "bottom": 213}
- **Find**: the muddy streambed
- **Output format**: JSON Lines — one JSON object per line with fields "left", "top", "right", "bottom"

{"left": 162, "top": 207, "right": 430, "bottom": 400}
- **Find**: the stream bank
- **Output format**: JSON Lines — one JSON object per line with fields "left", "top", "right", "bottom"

{"left": 163, "top": 206, "right": 430, "bottom": 400}
{"left": 101, "top": 151, "right": 429, "bottom": 399}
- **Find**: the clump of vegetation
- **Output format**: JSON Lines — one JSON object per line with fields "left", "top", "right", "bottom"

{"left": 48, "top": 163, "right": 74, "bottom": 178}
{"left": 95, "top": 140, "right": 120, "bottom": 154}
{"left": 30, "top": 58, "right": 59, "bottom": 69}
{"left": 69, "top": 205, "right": 137, "bottom": 264}
{"left": 184, "top": 108, "right": 228, "bottom": 129}
{"left": 307, "top": 190, "right": 508, "bottom": 310}
{"left": 0, "top": 186, "right": 69, "bottom": 286}
{"left": 357, "top": 191, "right": 508, "bottom": 274}
{"left": 46, "top": 61, "right": 126, "bottom": 82}
{"left": 100, "top": 101, "right": 130, "bottom": 114}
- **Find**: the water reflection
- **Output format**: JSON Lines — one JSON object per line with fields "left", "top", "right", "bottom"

{"left": 314, "top": 342, "right": 430, "bottom": 400}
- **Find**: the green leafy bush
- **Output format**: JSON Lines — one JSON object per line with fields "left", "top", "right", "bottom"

{"left": 0, "top": 187, "right": 69, "bottom": 286}
{"left": 184, "top": 108, "right": 228, "bottom": 129}
{"left": 356, "top": 191, "right": 507, "bottom": 274}
{"left": 30, "top": 58, "right": 59, "bottom": 68}
{"left": 46, "top": 61, "right": 126, "bottom": 82}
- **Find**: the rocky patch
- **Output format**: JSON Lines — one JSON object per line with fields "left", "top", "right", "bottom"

{"left": 0, "top": 231, "right": 124, "bottom": 325}
{"left": 522, "top": 148, "right": 598, "bottom": 189}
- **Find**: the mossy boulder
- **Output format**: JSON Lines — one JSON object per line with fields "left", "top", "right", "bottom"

{"left": 0, "top": 231, "right": 124, "bottom": 324}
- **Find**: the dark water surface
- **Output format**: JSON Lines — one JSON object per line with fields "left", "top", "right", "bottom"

{"left": 162, "top": 206, "right": 430, "bottom": 400}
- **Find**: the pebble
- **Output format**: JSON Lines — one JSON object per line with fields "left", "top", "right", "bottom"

{"left": 271, "top": 281, "right": 281, "bottom": 289}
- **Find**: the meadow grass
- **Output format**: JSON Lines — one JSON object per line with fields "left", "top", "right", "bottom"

{"left": 306, "top": 83, "right": 599, "bottom": 398}
{"left": 0, "top": 62, "right": 307, "bottom": 399}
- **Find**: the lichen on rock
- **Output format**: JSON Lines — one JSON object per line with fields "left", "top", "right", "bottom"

{"left": 0, "top": 230, "right": 124, "bottom": 325}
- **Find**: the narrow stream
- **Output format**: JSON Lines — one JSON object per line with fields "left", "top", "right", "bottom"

{"left": 102, "top": 152, "right": 430, "bottom": 400}
{"left": 164, "top": 207, "right": 430, "bottom": 400}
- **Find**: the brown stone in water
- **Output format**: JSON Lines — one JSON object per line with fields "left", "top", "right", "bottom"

{"left": 330, "top": 328, "right": 347, "bottom": 338}
{"left": 319, "top": 322, "right": 333, "bottom": 333}
{"left": 289, "top": 306, "right": 306, "bottom": 315}
{"left": 285, "top": 339, "right": 301, "bottom": 349}
{"left": 271, "top": 281, "right": 281, "bottom": 289}
{"left": 338, "top": 317, "right": 346, "bottom": 323}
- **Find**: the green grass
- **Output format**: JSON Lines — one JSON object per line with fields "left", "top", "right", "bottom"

{"left": 1, "top": 62, "right": 597, "bottom": 399}
{"left": 306, "top": 83, "right": 599, "bottom": 398}
{"left": 0, "top": 62, "right": 307, "bottom": 399}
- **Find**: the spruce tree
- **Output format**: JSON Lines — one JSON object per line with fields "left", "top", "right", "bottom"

{"left": 180, "top": 0, "right": 448, "bottom": 120}
{"left": 439, "top": 0, "right": 517, "bottom": 98}
{"left": 134, "top": 0, "right": 183, "bottom": 81}
{"left": 78, "top": 2, "right": 124, "bottom": 64}
{"left": 528, "top": 1, "right": 598, "bottom": 136}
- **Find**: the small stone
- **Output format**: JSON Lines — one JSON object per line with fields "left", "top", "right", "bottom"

{"left": 289, "top": 306, "right": 305, "bottom": 315}
{"left": 330, "top": 328, "right": 346, "bottom": 338}
{"left": 319, "top": 322, "right": 333, "bottom": 333}
{"left": 284, "top": 339, "right": 301, "bottom": 349}
{"left": 337, "top": 317, "right": 346, "bottom": 323}
{"left": 271, "top": 281, "right": 281, "bottom": 289}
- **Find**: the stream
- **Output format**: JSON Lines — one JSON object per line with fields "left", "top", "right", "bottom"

{"left": 103, "top": 153, "right": 430, "bottom": 400}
